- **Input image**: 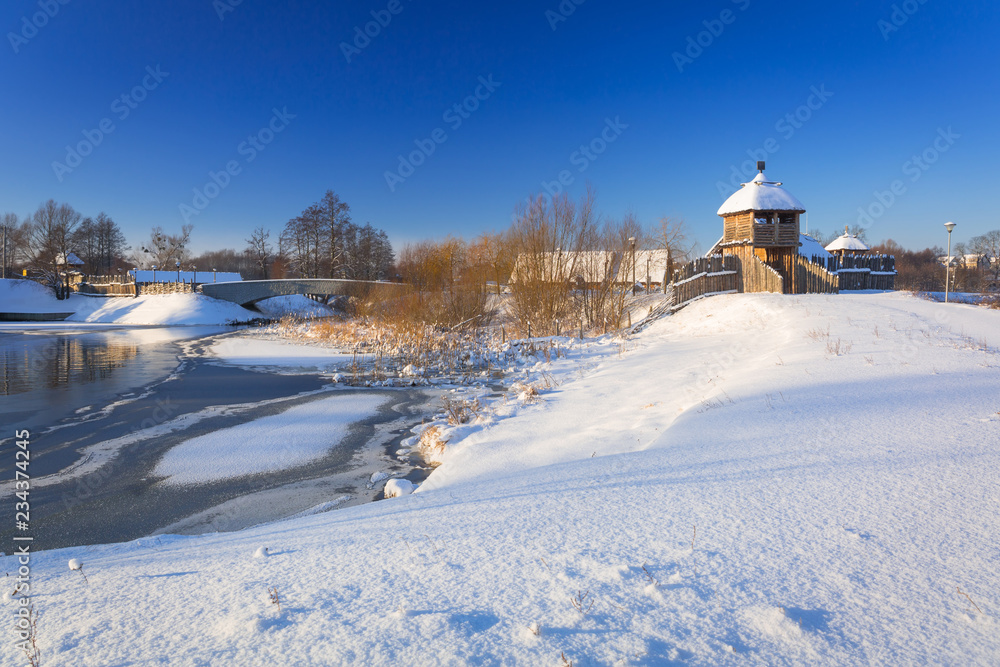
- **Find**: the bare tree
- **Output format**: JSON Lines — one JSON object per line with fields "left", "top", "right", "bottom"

{"left": 69, "top": 212, "right": 127, "bottom": 276}
{"left": 139, "top": 224, "right": 192, "bottom": 269}
{"left": 472, "top": 231, "right": 514, "bottom": 295}
{"left": 1, "top": 212, "right": 26, "bottom": 279}
{"left": 320, "top": 190, "right": 352, "bottom": 278}
{"left": 95, "top": 213, "right": 128, "bottom": 275}
{"left": 27, "top": 200, "right": 82, "bottom": 298}
{"left": 969, "top": 230, "right": 1000, "bottom": 287}
{"left": 508, "top": 188, "right": 597, "bottom": 335}
{"left": 655, "top": 216, "right": 692, "bottom": 288}
{"left": 244, "top": 226, "right": 273, "bottom": 279}
{"left": 73, "top": 217, "right": 98, "bottom": 275}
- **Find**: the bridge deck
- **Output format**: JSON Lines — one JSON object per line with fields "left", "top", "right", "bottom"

{"left": 200, "top": 279, "right": 400, "bottom": 307}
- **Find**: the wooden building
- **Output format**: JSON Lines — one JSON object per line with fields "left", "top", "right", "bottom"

{"left": 716, "top": 162, "right": 805, "bottom": 294}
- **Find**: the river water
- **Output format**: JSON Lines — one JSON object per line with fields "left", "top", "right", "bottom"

{"left": 0, "top": 325, "right": 437, "bottom": 551}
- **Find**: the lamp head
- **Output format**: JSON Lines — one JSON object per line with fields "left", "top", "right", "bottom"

{"left": 944, "top": 221, "right": 957, "bottom": 233}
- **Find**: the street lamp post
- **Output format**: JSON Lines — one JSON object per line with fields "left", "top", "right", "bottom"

{"left": 213, "top": 267, "right": 217, "bottom": 283}
{"left": 944, "top": 221, "right": 956, "bottom": 303}
{"left": 628, "top": 237, "right": 636, "bottom": 293}
{"left": 176, "top": 261, "right": 181, "bottom": 282}
{"left": 152, "top": 265, "right": 157, "bottom": 282}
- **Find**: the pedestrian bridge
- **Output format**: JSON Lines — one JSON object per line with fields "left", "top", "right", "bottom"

{"left": 200, "top": 279, "right": 401, "bottom": 308}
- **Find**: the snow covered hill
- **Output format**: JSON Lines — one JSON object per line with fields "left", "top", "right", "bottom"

{"left": 4, "top": 292, "right": 999, "bottom": 665}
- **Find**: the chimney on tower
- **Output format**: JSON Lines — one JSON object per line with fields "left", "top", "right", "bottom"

{"left": 757, "top": 161, "right": 765, "bottom": 172}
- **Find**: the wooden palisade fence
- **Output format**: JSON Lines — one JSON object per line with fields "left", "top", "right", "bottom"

{"left": 670, "top": 255, "right": 740, "bottom": 310}
{"left": 669, "top": 252, "right": 898, "bottom": 311}
{"left": 804, "top": 254, "right": 896, "bottom": 291}
{"left": 796, "top": 256, "right": 839, "bottom": 294}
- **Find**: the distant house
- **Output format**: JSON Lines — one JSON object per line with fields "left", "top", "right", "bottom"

{"left": 56, "top": 252, "right": 85, "bottom": 268}
{"left": 510, "top": 250, "right": 671, "bottom": 289}
{"left": 937, "top": 253, "right": 991, "bottom": 270}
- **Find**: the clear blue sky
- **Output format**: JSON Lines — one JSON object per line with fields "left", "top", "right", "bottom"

{"left": 1, "top": 0, "right": 997, "bottom": 255}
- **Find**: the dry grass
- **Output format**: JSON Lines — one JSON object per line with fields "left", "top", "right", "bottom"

{"left": 267, "top": 586, "right": 282, "bottom": 612}
{"left": 442, "top": 396, "right": 481, "bottom": 425}
{"left": 417, "top": 426, "right": 448, "bottom": 460}
{"left": 805, "top": 326, "right": 831, "bottom": 341}
{"left": 957, "top": 586, "right": 983, "bottom": 614}
{"left": 269, "top": 314, "right": 515, "bottom": 383}
{"left": 16, "top": 601, "right": 41, "bottom": 667}
{"left": 825, "top": 338, "right": 852, "bottom": 356}
{"left": 569, "top": 590, "right": 594, "bottom": 614}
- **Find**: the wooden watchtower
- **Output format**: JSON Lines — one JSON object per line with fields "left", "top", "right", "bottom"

{"left": 717, "top": 161, "right": 804, "bottom": 294}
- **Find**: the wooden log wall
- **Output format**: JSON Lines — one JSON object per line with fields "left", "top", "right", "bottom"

{"left": 803, "top": 254, "right": 897, "bottom": 291}
{"left": 721, "top": 245, "right": 784, "bottom": 294}
{"left": 723, "top": 212, "right": 753, "bottom": 242}
{"left": 136, "top": 282, "right": 196, "bottom": 296}
{"left": 795, "top": 256, "right": 839, "bottom": 294}
{"left": 670, "top": 255, "right": 739, "bottom": 309}
{"left": 75, "top": 282, "right": 137, "bottom": 297}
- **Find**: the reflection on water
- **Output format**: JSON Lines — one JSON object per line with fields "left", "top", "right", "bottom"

{"left": 1, "top": 335, "right": 140, "bottom": 395}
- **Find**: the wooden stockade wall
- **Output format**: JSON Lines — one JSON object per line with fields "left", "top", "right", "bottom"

{"left": 670, "top": 255, "right": 739, "bottom": 310}
{"left": 73, "top": 280, "right": 199, "bottom": 297}
{"left": 75, "top": 282, "right": 137, "bottom": 297}
{"left": 719, "top": 244, "right": 785, "bottom": 294}
{"left": 796, "top": 256, "right": 839, "bottom": 294}
{"left": 803, "top": 254, "right": 896, "bottom": 291}
{"left": 742, "top": 253, "right": 785, "bottom": 294}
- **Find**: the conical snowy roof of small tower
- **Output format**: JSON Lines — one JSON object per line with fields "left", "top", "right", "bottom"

{"left": 717, "top": 171, "right": 806, "bottom": 216}
{"left": 825, "top": 233, "right": 869, "bottom": 252}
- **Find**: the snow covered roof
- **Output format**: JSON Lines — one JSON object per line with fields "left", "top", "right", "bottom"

{"left": 825, "top": 234, "right": 869, "bottom": 252}
{"left": 799, "top": 234, "right": 832, "bottom": 259}
{"left": 717, "top": 172, "right": 805, "bottom": 216}
{"left": 57, "top": 252, "right": 85, "bottom": 266}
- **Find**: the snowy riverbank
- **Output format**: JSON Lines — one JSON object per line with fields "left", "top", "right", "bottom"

{"left": 3, "top": 291, "right": 999, "bottom": 665}
{"left": 0, "top": 278, "right": 337, "bottom": 325}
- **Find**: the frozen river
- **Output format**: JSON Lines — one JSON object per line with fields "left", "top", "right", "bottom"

{"left": 0, "top": 325, "right": 436, "bottom": 551}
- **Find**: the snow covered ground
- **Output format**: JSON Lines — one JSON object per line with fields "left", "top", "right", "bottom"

{"left": 4, "top": 292, "right": 999, "bottom": 665}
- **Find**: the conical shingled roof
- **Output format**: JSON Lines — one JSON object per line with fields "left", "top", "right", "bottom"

{"left": 825, "top": 232, "right": 869, "bottom": 252}
{"left": 717, "top": 171, "right": 805, "bottom": 216}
